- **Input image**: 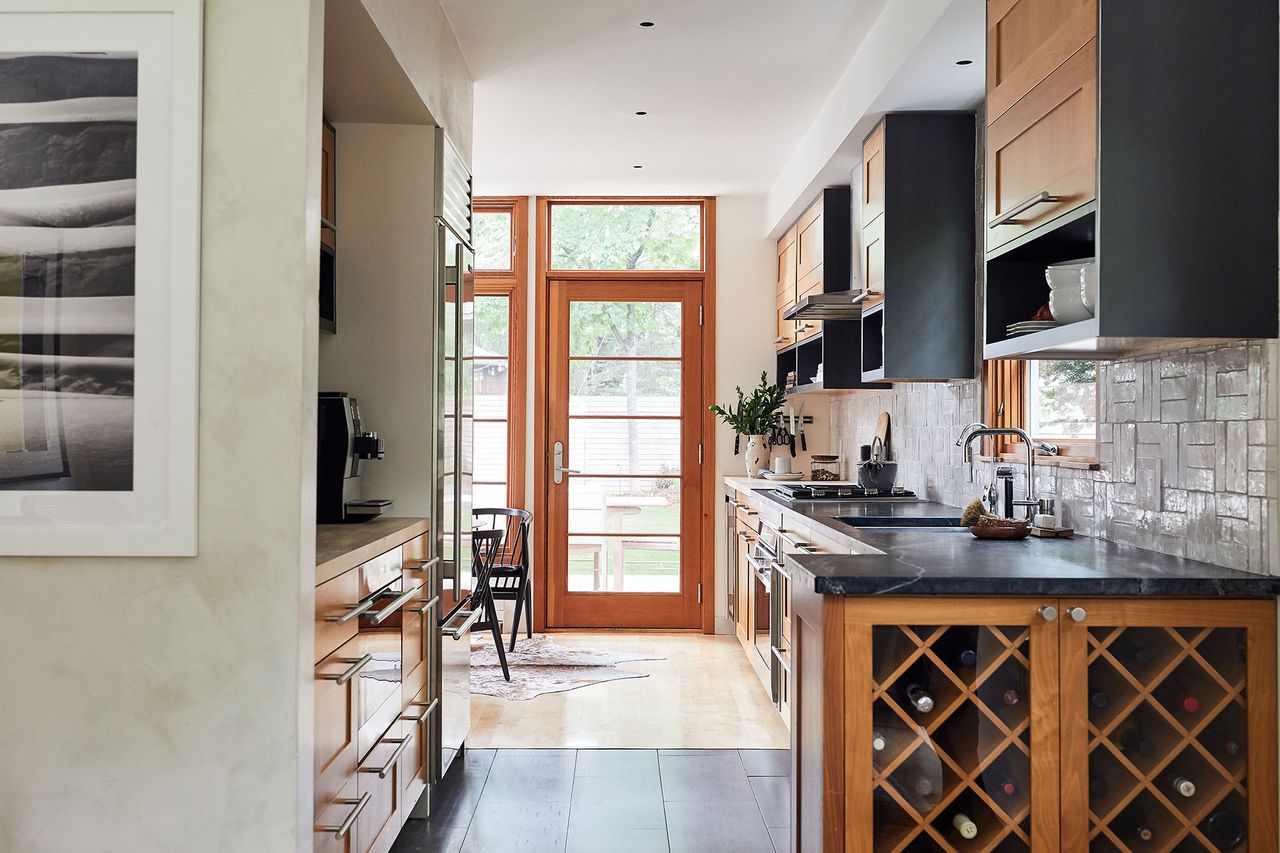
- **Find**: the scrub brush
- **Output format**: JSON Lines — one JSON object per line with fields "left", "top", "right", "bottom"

{"left": 960, "top": 499, "right": 988, "bottom": 527}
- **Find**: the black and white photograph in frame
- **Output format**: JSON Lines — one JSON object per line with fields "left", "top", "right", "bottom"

{"left": 0, "top": 4, "right": 201, "bottom": 556}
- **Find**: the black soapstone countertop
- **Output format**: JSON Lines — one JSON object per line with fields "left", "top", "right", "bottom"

{"left": 746, "top": 488, "right": 1280, "bottom": 598}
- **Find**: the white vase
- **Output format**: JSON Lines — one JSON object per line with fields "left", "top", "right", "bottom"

{"left": 744, "top": 434, "right": 769, "bottom": 478}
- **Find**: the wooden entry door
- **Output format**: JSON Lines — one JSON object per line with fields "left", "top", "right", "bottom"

{"left": 546, "top": 280, "right": 703, "bottom": 629}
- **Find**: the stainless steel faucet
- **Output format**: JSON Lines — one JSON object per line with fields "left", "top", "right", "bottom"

{"left": 956, "top": 422, "right": 1038, "bottom": 519}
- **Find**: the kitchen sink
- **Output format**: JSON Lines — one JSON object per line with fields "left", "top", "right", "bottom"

{"left": 835, "top": 516, "right": 964, "bottom": 528}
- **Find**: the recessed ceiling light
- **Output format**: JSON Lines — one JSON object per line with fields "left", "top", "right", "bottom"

{"left": 633, "top": 165, "right": 644, "bottom": 169}
{"left": 634, "top": 110, "right": 648, "bottom": 116}
{"left": 953, "top": 59, "right": 974, "bottom": 66}
{"left": 638, "top": 21, "right": 655, "bottom": 28}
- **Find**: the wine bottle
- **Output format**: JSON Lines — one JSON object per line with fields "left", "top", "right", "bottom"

{"left": 997, "top": 778, "right": 1018, "bottom": 797}
{"left": 872, "top": 731, "right": 887, "bottom": 752}
{"left": 1090, "top": 691, "right": 1109, "bottom": 710}
{"left": 1131, "top": 824, "right": 1155, "bottom": 843}
{"left": 906, "top": 683, "right": 935, "bottom": 713}
{"left": 956, "top": 648, "right": 978, "bottom": 669}
{"left": 1169, "top": 775, "right": 1197, "bottom": 798}
{"left": 952, "top": 812, "right": 978, "bottom": 840}
{"left": 1001, "top": 688, "right": 1020, "bottom": 706}
{"left": 1089, "top": 775, "right": 1108, "bottom": 799}
{"left": 1120, "top": 641, "right": 1153, "bottom": 666}
{"left": 1173, "top": 684, "right": 1201, "bottom": 714}
{"left": 1113, "top": 722, "right": 1156, "bottom": 758}
{"left": 912, "top": 776, "right": 935, "bottom": 798}
{"left": 1204, "top": 806, "right": 1245, "bottom": 849}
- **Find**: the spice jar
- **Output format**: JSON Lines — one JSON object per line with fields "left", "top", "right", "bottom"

{"left": 810, "top": 454, "right": 841, "bottom": 481}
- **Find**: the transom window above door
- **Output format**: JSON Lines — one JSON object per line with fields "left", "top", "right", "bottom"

{"left": 547, "top": 201, "right": 705, "bottom": 271}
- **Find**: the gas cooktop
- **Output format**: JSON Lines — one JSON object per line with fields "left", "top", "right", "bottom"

{"left": 770, "top": 483, "right": 917, "bottom": 503}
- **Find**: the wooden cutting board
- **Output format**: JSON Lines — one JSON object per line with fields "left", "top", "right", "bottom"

{"left": 874, "top": 411, "right": 890, "bottom": 454}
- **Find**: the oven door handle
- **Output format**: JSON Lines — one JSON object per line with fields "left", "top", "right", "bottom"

{"left": 324, "top": 598, "right": 375, "bottom": 625}
{"left": 439, "top": 603, "right": 483, "bottom": 639}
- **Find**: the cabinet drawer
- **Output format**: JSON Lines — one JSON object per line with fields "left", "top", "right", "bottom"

{"left": 862, "top": 214, "right": 884, "bottom": 295}
{"left": 987, "top": 0, "right": 1096, "bottom": 123}
{"left": 315, "top": 636, "right": 363, "bottom": 817}
{"left": 797, "top": 202, "right": 824, "bottom": 281}
{"left": 987, "top": 39, "right": 1096, "bottom": 251}
{"left": 862, "top": 121, "right": 885, "bottom": 227}
{"left": 401, "top": 585, "right": 433, "bottom": 703}
{"left": 357, "top": 722, "right": 407, "bottom": 853}
{"left": 400, "top": 684, "right": 437, "bottom": 812}
{"left": 316, "top": 569, "right": 361, "bottom": 664}
{"left": 314, "top": 777, "right": 360, "bottom": 853}
{"left": 776, "top": 307, "right": 796, "bottom": 350}
{"left": 735, "top": 502, "right": 761, "bottom": 528}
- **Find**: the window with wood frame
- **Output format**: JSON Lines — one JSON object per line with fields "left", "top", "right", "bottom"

{"left": 984, "top": 359, "right": 1099, "bottom": 462}
{"left": 473, "top": 197, "right": 529, "bottom": 509}
{"left": 545, "top": 199, "right": 706, "bottom": 272}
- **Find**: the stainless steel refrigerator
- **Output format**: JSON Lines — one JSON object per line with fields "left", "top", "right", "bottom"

{"left": 431, "top": 128, "right": 475, "bottom": 788}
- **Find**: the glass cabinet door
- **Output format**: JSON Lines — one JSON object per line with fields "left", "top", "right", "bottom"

{"left": 854, "top": 599, "right": 1060, "bottom": 851}
{"left": 1061, "top": 600, "right": 1276, "bottom": 852}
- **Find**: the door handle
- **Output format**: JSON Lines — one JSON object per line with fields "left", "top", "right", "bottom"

{"left": 552, "top": 440, "right": 580, "bottom": 484}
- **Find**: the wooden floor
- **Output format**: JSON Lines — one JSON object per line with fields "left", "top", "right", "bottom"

{"left": 469, "top": 632, "right": 790, "bottom": 749}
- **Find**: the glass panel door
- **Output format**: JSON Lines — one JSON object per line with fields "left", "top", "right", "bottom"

{"left": 547, "top": 281, "right": 702, "bottom": 629}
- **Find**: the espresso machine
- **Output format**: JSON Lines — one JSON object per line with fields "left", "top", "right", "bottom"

{"left": 316, "top": 392, "right": 391, "bottom": 523}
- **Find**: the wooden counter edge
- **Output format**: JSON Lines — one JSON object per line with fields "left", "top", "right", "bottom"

{"left": 316, "top": 517, "right": 431, "bottom": 586}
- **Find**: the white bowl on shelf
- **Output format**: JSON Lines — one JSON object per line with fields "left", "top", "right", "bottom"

{"left": 1079, "top": 261, "right": 1099, "bottom": 314}
{"left": 1045, "top": 258, "right": 1094, "bottom": 323}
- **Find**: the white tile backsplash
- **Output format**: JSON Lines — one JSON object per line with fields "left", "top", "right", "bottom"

{"left": 829, "top": 339, "right": 1278, "bottom": 575}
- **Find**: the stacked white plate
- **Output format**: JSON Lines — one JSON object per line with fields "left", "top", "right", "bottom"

{"left": 1045, "top": 258, "right": 1096, "bottom": 323}
{"left": 1006, "top": 320, "right": 1060, "bottom": 337}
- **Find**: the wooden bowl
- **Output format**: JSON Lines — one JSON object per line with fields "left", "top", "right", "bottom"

{"left": 969, "top": 519, "right": 1032, "bottom": 540}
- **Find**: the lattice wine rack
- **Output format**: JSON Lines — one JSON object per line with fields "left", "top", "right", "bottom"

{"left": 1086, "top": 626, "right": 1249, "bottom": 851}
{"left": 871, "top": 624, "right": 1034, "bottom": 852}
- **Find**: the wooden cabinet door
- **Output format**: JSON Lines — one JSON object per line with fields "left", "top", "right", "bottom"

{"left": 986, "top": 39, "right": 1096, "bottom": 252}
{"left": 735, "top": 522, "right": 755, "bottom": 645}
{"left": 321, "top": 120, "right": 336, "bottom": 250}
{"left": 844, "top": 597, "right": 1060, "bottom": 850}
{"left": 862, "top": 120, "right": 886, "bottom": 228}
{"left": 987, "top": 0, "right": 1096, "bottom": 123}
{"left": 795, "top": 267, "right": 822, "bottom": 344}
{"left": 1057, "top": 598, "right": 1277, "bottom": 852}
{"left": 796, "top": 200, "right": 824, "bottom": 282}
{"left": 316, "top": 568, "right": 360, "bottom": 665}
{"left": 315, "top": 636, "right": 364, "bottom": 817}
{"left": 314, "top": 777, "right": 360, "bottom": 853}
{"left": 358, "top": 722, "right": 409, "bottom": 853}
{"left": 400, "top": 684, "right": 437, "bottom": 816}
{"left": 777, "top": 231, "right": 798, "bottom": 350}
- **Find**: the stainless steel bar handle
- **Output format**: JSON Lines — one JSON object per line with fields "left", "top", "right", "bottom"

{"left": 360, "top": 732, "right": 414, "bottom": 779}
{"left": 771, "top": 645, "right": 792, "bottom": 672}
{"left": 414, "top": 594, "right": 441, "bottom": 615}
{"left": 1038, "top": 605, "right": 1058, "bottom": 622}
{"left": 410, "top": 556, "right": 442, "bottom": 573}
{"left": 440, "top": 605, "right": 484, "bottom": 639}
{"left": 774, "top": 563, "right": 793, "bottom": 582}
{"left": 1066, "top": 606, "right": 1087, "bottom": 623}
{"left": 988, "top": 190, "right": 1061, "bottom": 228}
{"left": 371, "top": 587, "right": 421, "bottom": 624}
{"left": 324, "top": 599, "right": 374, "bottom": 624}
{"left": 316, "top": 792, "right": 371, "bottom": 839}
{"left": 321, "top": 654, "right": 374, "bottom": 685}
{"left": 402, "top": 697, "right": 440, "bottom": 725}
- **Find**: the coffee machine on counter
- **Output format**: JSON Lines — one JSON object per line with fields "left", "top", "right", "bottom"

{"left": 316, "top": 392, "right": 392, "bottom": 523}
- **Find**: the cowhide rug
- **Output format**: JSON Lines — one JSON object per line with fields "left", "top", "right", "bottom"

{"left": 470, "top": 634, "right": 664, "bottom": 701}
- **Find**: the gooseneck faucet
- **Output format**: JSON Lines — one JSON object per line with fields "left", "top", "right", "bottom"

{"left": 956, "top": 422, "right": 1039, "bottom": 519}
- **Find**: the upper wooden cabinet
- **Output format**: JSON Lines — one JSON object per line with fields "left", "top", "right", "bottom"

{"left": 859, "top": 113, "right": 977, "bottom": 383}
{"left": 321, "top": 120, "right": 336, "bottom": 250}
{"left": 986, "top": 39, "right": 1096, "bottom": 252}
{"left": 983, "top": 1, "right": 1279, "bottom": 359}
{"left": 795, "top": 199, "right": 824, "bottom": 283}
{"left": 986, "top": 0, "right": 1096, "bottom": 123}
{"left": 776, "top": 227, "right": 798, "bottom": 350}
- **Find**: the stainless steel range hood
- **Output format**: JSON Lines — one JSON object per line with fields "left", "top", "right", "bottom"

{"left": 782, "top": 290, "right": 874, "bottom": 321}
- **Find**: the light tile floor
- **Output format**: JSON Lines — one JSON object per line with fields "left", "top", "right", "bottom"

{"left": 390, "top": 749, "right": 791, "bottom": 853}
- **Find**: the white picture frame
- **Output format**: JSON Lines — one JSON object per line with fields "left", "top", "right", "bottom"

{"left": 0, "top": 1, "right": 201, "bottom": 555}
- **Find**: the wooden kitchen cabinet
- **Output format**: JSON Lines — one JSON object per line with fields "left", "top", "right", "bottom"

{"left": 314, "top": 777, "right": 361, "bottom": 853}
{"left": 986, "top": 38, "right": 1096, "bottom": 252}
{"left": 321, "top": 119, "right": 336, "bottom": 250}
{"left": 358, "top": 722, "right": 410, "bottom": 853}
{"left": 736, "top": 520, "right": 756, "bottom": 647}
{"left": 983, "top": 1, "right": 1277, "bottom": 358}
{"left": 776, "top": 227, "right": 798, "bottom": 350}
{"left": 790, "top": 593, "right": 1277, "bottom": 851}
{"left": 795, "top": 199, "right": 824, "bottom": 283}
{"left": 315, "top": 636, "right": 364, "bottom": 818}
{"left": 858, "top": 113, "right": 976, "bottom": 383}
{"left": 986, "top": 0, "right": 1096, "bottom": 123}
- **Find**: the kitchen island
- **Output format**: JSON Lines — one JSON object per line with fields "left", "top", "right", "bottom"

{"left": 725, "top": 478, "right": 1280, "bottom": 852}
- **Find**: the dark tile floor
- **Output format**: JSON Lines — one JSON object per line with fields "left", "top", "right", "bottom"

{"left": 391, "top": 748, "right": 791, "bottom": 853}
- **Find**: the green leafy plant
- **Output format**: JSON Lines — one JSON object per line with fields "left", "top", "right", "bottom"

{"left": 709, "top": 372, "right": 786, "bottom": 436}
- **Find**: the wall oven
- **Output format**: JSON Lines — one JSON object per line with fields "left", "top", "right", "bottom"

{"left": 753, "top": 516, "right": 820, "bottom": 711}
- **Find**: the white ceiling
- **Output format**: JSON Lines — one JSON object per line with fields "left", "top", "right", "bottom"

{"left": 440, "top": 0, "right": 895, "bottom": 196}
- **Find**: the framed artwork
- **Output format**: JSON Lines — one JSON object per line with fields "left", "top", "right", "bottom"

{"left": 0, "top": 1, "right": 201, "bottom": 555}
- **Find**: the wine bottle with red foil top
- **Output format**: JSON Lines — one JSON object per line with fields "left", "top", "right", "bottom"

{"left": 1000, "top": 687, "right": 1021, "bottom": 707}
{"left": 1165, "top": 679, "right": 1201, "bottom": 714}
{"left": 996, "top": 778, "right": 1018, "bottom": 797}
{"left": 1204, "top": 724, "right": 1243, "bottom": 758}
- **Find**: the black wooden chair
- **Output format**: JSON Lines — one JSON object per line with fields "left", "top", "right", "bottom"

{"left": 473, "top": 507, "right": 533, "bottom": 653}
{"left": 469, "top": 528, "right": 510, "bottom": 681}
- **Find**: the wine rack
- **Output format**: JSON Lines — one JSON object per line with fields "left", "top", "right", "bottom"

{"left": 872, "top": 623, "right": 1034, "bottom": 851}
{"left": 1086, "top": 625, "right": 1249, "bottom": 851}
